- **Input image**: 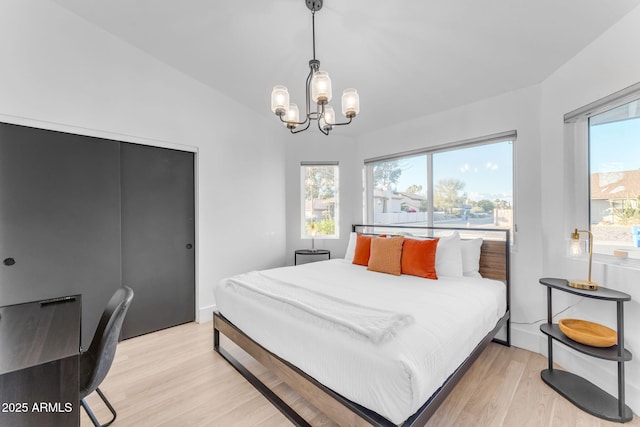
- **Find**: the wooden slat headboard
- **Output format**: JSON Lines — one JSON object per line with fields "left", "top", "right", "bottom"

{"left": 478, "top": 240, "right": 508, "bottom": 282}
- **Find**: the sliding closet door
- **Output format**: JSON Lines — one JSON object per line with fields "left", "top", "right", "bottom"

{"left": 0, "top": 122, "right": 122, "bottom": 347}
{"left": 120, "top": 143, "right": 195, "bottom": 339}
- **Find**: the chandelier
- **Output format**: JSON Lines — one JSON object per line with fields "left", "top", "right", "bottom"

{"left": 270, "top": 0, "right": 359, "bottom": 135}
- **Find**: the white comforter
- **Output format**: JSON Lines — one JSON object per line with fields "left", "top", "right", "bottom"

{"left": 223, "top": 270, "right": 415, "bottom": 344}
{"left": 214, "top": 259, "right": 507, "bottom": 425}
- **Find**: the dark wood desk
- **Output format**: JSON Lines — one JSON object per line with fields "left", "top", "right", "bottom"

{"left": 0, "top": 295, "right": 81, "bottom": 427}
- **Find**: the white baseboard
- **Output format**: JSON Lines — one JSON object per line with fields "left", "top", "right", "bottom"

{"left": 196, "top": 305, "right": 216, "bottom": 323}
{"left": 511, "top": 323, "right": 542, "bottom": 353}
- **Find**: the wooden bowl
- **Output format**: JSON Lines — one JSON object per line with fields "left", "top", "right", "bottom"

{"left": 558, "top": 318, "right": 617, "bottom": 347}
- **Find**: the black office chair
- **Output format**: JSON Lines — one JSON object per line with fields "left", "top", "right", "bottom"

{"left": 79, "top": 286, "right": 134, "bottom": 427}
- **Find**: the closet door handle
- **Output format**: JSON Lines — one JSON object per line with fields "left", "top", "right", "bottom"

{"left": 3, "top": 258, "right": 16, "bottom": 266}
{"left": 186, "top": 244, "right": 193, "bottom": 250}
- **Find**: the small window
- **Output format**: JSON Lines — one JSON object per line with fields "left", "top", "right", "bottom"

{"left": 589, "top": 98, "right": 640, "bottom": 257}
{"left": 301, "top": 163, "right": 339, "bottom": 239}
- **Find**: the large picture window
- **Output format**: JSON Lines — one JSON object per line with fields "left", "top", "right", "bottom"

{"left": 589, "top": 98, "right": 640, "bottom": 258}
{"left": 301, "top": 162, "right": 339, "bottom": 239}
{"left": 365, "top": 133, "right": 515, "bottom": 234}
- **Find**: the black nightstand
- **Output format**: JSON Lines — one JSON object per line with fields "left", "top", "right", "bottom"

{"left": 294, "top": 249, "right": 330, "bottom": 265}
{"left": 539, "top": 278, "right": 632, "bottom": 423}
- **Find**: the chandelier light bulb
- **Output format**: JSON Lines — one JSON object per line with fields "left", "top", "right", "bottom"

{"left": 311, "top": 71, "right": 332, "bottom": 104}
{"left": 320, "top": 105, "right": 335, "bottom": 131}
{"left": 341, "top": 88, "right": 359, "bottom": 118}
{"left": 284, "top": 103, "right": 299, "bottom": 129}
{"left": 271, "top": 85, "right": 289, "bottom": 116}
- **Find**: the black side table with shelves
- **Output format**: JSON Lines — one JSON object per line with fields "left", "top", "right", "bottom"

{"left": 294, "top": 249, "right": 330, "bottom": 265}
{"left": 539, "top": 277, "right": 633, "bottom": 423}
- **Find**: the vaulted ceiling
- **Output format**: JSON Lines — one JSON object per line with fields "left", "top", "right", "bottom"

{"left": 53, "top": 0, "right": 640, "bottom": 134}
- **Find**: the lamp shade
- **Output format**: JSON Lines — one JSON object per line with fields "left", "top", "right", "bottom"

{"left": 569, "top": 238, "right": 584, "bottom": 257}
{"left": 271, "top": 85, "right": 289, "bottom": 115}
{"left": 284, "top": 103, "right": 299, "bottom": 128}
{"left": 311, "top": 71, "right": 332, "bottom": 104}
{"left": 320, "top": 105, "right": 335, "bottom": 130}
{"left": 342, "top": 88, "right": 359, "bottom": 117}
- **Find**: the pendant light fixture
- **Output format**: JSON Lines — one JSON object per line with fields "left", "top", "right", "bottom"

{"left": 270, "top": 0, "right": 359, "bottom": 135}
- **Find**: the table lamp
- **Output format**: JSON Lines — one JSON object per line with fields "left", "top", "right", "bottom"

{"left": 568, "top": 228, "right": 598, "bottom": 290}
{"left": 310, "top": 222, "right": 317, "bottom": 251}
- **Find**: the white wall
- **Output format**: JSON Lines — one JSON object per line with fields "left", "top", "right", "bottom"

{"left": 284, "top": 132, "right": 358, "bottom": 263}
{"left": 540, "top": 4, "right": 640, "bottom": 413}
{"left": 0, "top": 0, "right": 287, "bottom": 322}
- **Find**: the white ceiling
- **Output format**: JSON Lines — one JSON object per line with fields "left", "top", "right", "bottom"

{"left": 53, "top": 0, "right": 640, "bottom": 135}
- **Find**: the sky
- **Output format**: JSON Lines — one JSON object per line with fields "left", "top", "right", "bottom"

{"left": 393, "top": 141, "right": 513, "bottom": 204}
{"left": 590, "top": 118, "right": 640, "bottom": 174}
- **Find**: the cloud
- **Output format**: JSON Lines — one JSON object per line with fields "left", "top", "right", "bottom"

{"left": 485, "top": 161, "right": 499, "bottom": 171}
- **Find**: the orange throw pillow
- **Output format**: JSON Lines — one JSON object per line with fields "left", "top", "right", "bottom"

{"left": 352, "top": 234, "right": 386, "bottom": 266}
{"left": 352, "top": 234, "right": 373, "bottom": 266}
{"left": 401, "top": 238, "right": 439, "bottom": 279}
{"left": 367, "top": 236, "right": 404, "bottom": 276}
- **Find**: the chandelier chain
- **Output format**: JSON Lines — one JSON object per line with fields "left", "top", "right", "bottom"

{"left": 312, "top": 11, "right": 316, "bottom": 61}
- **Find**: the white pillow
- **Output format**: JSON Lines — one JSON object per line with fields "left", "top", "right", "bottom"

{"left": 344, "top": 232, "right": 357, "bottom": 262}
{"left": 460, "top": 238, "right": 483, "bottom": 277}
{"left": 435, "top": 232, "right": 463, "bottom": 277}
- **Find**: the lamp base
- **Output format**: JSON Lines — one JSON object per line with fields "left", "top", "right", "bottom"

{"left": 568, "top": 279, "right": 598, "bottom": 291}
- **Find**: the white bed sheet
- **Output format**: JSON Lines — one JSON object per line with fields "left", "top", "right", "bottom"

{"left": 214, "top": 259, "right": 507, "bottom": 425}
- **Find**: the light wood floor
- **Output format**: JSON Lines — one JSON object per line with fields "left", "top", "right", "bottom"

{"left": 81, "top": 321, "right": 639, "bottom": 427}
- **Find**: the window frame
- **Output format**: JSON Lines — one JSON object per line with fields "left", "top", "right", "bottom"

{"left": 565, "top": 81, "right": 640, "bottom": 262}
{"left": 363, "top": 131, "right": 517, "bottom": 241}
{"left": 300, "top": 161, "right": 340, "bottom": 240}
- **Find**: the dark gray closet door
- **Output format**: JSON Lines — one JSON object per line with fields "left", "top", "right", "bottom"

{"left": 120, "top": 143, "right": 195, "bottom": 339}
{"left": 0, "top": 122, "right": 122, "bottom": 348}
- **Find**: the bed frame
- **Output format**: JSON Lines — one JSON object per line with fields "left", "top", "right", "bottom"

{"left": 214, "top": 225, "right": 511, "bottom": 427}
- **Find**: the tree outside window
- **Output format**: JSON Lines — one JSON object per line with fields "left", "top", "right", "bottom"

{"left": 301, "top": 164, "right": 339, "bottom": 238}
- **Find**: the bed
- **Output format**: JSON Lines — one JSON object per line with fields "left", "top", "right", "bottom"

{"left": 213, "top": 225, "right": 510, "bottom": 426}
